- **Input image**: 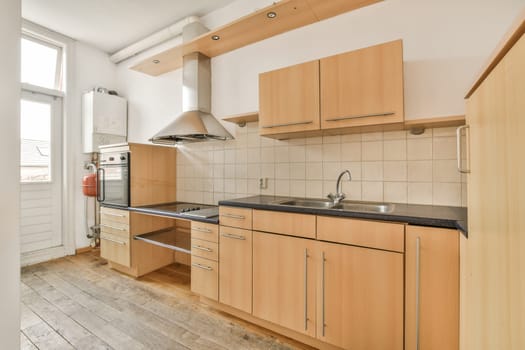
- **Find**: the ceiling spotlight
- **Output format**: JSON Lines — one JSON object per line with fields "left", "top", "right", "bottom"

{"left": 267, "top": 11, "right": 277, "bottom": 18}
{"left": 211, "top": 35, "right": 220, "bottom": 41}
{"left": 152, "top": 59, "right": 160, "bottom": 64}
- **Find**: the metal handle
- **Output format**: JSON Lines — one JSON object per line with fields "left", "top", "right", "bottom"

{"left": 100, "top": 224, "right": 127, "bottom": 231}
{"left": 322, "top": 251, "right": 326, "bottom": 337}
{"left": 261, "top": 120, "right": 313, "bottom": 129}
{"left": 100, "top": 236, "right": 126, "bottom": 245}
{"left": 192, "top": 263, "right": 212, "bottom": 271}
{"left": 456, "top": 125, "right": 470, "bottom": 173}
{"left": 104, "top": 212, "right": 126, "bottom": 218}
{"left": 325, "top": 112, "right": 395, "bottom": 122}
{"left": 304, "top": 248, "right": 309, "bottom": 331}
{"left": 96, "top": 168, "right": 105, "bottom": 202}
{"left": 221, "top": 233, "right": 246, "bottom": 240}
{"left": 221, "top": 213, "right": 246, "bottom": 220}
{"left": 192, "top": 245, "right": 212, "bottom": 252}
{"left": 415, "top": 237, "right": 421, "bottom": 350}
{"left": 192, "top": 227, "right": 212, "bottom": 233}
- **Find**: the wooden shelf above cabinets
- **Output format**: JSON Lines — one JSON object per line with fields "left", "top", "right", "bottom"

{"left": 131, "top": 0, "right": 383, "bottom": 76}
{"left": 222, "top": 112, "right": 259, "bottom": 127}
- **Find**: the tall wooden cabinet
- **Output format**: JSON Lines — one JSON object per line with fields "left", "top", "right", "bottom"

{"left": 462, "top": 22, "right": 525, "bottom": 350}
{"left": 405, "top": 226, "right": 459, "bottom": 350}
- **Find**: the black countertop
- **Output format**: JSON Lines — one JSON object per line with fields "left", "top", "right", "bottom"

{"left": 219, "top": 195, "right": 468, "bottom": 236}
{"left": 101, "top": 203, "right": 220, "bottom": 224}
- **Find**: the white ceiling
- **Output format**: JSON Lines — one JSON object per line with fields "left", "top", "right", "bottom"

{"left": 22, "top": 0, "right": 237, "bottom": 54}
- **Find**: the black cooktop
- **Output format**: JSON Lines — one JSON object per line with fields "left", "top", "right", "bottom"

{"left": 145, "top": 202, "right": 215, "bottom": 214}
{"left": 132, "top": 201, "right": 219, "bottom": 221}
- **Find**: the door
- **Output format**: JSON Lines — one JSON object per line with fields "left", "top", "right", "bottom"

{"left": 317, "top": 241, "right": 404, "bottom": 350}
{"left": 320, "top": 40, "right": 404, "bottom": 129}
{"left": 20, "top": 91, "right": 63, "bottom": 253}
{"left": 259, "top": 60, "right": 320, "bottom": 136}
{"left": 252, "top": 232, "right": 316, "bottom": 337}
{"left": 405, "top": 226, "right": 459, "bottom": 350}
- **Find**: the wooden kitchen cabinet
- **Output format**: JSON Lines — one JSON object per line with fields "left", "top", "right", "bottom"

{"left": 317, "top": 241, "right": 404, "bottom": 350}
{"left": 259, "top": 60, "right": 321, "bottom": 136}
{"left": 405, "top": 225, "right": 459, "bottom": 350}
{"left": 253, "top": 231, "right": 317, "bottom": 337}
{"left": 100, "top": 207, "right": 131, "bottom": 267}
{"left": 321, "top": 40, "right": 404, "bottom": 129}
{"left": 219, "top": 226, "right": 252, "bottom": 313}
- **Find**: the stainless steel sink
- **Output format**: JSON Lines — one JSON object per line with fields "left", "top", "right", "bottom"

{"left": 275, "top": 198, "right": 395, "bottom": 213}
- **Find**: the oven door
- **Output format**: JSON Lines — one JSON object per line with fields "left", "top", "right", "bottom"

{"left": 97, "top": 154, "right": 130, "bottom": 207}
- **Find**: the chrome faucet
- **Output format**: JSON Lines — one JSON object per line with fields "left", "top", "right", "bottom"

{"left": 327, "top": 170, "right": 352, "bottom": 205}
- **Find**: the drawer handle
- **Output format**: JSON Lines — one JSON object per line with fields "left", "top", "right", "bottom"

{"left": 100, "top": 224, "right": 127, "bottom": 231}
{"left": 192, "top": 263, "right": 212, "bottom": 271}
{"left": 325, "top": 112, "right": 395, "bottom": 122}
{"left": 221, "top": 233, "right": 246, "bottom": 240}
{"left": 221, "top": 213, "right": 246, "bottom": 220}
{"left": 192, "top": 245, "right": 212, "bottom": 252}
{"left": 101, "top": 236, "right": 126, "bottom": 245}
{"left": 261, "top": 120, "right": 313, "bottom": 129}
{"left": 103, "top": 212, "right": 126, "bottom": 218}
{"left": 192, "top": 227, "right": 212, "bottom": 233}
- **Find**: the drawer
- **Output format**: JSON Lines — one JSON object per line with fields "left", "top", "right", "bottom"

{"left": 100, "top": 222, "right": 130, "bottom": 239}
{"left": 191, "top": 238, "right": 218, "bottom": 261}
{"left": 191, "top": 222, "right": 219, "bottom": 243}
{"left": 317, "top": 216, "right": 405, "bottom": 252}
{"left": 253, "top": 209, "right": 316, "bottom": 239}
{"left": 100, "top": 232, "right": 131, "bottom": 267}
{"left": 100, "top": 207, "right": 129, "bottom": 226}
{"left": 219, "top": 206, "right": 252, "bottom": 229}
{"left": 191, "top": 255, "right": 218, "bottom": 301}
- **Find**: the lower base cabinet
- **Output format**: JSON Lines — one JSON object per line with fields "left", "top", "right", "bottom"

{"left": 318, "top": 241, "right": 404, "bottom": 350}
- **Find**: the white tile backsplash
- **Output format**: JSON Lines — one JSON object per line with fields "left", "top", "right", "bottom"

{"left": 177, "top": 124, "right": 466, "bottom": 207}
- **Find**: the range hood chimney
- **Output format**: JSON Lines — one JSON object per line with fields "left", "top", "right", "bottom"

{"left": 150, "top": 23, "right": 233, "bottom": 144}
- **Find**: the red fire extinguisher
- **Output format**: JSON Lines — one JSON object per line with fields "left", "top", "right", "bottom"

{"left": 82, "top": 173, "right": 97, "bottom": 197}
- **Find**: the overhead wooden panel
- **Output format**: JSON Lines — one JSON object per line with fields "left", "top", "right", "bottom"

{"left": 132, "top": 0, "right": 383, "bottom": 76}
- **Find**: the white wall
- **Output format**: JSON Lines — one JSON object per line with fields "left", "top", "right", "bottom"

{"left": 73, "top": 42, "right": 118, "bottom": 249}
{"left": 0, "top": 0, "right": 21, "bottom": 347}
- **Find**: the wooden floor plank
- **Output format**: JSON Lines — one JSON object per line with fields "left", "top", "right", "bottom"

{"left": 20, "top": 251, "right": 305, "bottom": 350}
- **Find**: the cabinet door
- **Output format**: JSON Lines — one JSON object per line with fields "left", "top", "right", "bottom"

{"left": 259, "top": 60, "right": 320, "bottom": 136}
{"left": 219, "top": 227, "right": 252, "bottom": 313}
{"left": 320, "top": 40, "right": 404, "bottom": 129}
{"left": 253, "top": 232, "right": 316, "bottom": 337}
{"left": 405, "top": 226, "right": 459, "bottom": 350}
{"left": 317, "top": 241, "right": 403, "bottom": 350}
{"left": 191, "top": 256, "right": 218, "bottom": 301}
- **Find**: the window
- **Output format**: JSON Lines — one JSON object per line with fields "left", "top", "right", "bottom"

{"left": 21, "top": 34, "right": 63, "bottom": 90}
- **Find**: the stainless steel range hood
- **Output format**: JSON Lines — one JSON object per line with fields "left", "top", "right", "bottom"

{"left": 150, "top": 24, "right": 233, "bottom": 144}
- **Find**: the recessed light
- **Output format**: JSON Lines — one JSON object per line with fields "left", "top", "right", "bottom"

{"left": 211, "top": 35, "right": 220, "bottom": 41}
{"left": 267, "top": 11, "right": 277, "bottom": 19}
{"left": 152, "top": 59, "right": 160, "bottom": 64}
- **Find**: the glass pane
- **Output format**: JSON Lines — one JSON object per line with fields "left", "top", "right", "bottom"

{"left": 21, "top": 37, "right": 59, "bottom": 89}
{"left": 20, "top": 100, "right": 52, "bottom": 182}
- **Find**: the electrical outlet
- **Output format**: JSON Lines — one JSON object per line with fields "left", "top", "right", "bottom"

{"left": 259, "top": 177, "right": 268, "bottom": 190}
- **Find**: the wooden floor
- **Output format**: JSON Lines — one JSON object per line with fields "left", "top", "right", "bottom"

{"left": 20, "top": 250, "right": 309, "bottom": 350}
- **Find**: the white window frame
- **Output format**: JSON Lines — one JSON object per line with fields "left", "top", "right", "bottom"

{"left": 21, "top": 33, "right": 64, "bottom": 91}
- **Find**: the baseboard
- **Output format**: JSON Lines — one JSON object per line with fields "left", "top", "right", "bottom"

{"left": 21, "top": 246, "right": 68, "bottom": 267}
{"left": 75, "top": 246, "right": 93, "bottom": 255}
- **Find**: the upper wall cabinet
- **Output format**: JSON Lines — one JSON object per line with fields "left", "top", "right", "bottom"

{"left": 259, "top": 60, "right": 320, "bottom": 136}
{"left": 320, "top": 40, "right": 404, "bottom": 129}
{"left": 258, "top": 40, "right": 404, "bottom": 138}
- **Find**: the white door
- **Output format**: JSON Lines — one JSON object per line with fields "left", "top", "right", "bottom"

{"left": 20, "top": 91, "right": 63, "bottom": 253}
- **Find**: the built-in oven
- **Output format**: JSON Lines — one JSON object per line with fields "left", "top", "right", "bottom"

{"left": 97, "top": 151, "right": 130, "bottom": 207}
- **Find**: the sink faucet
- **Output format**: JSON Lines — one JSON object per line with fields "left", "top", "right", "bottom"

{"left": 327, "top": 170, "right": 352, "bottom": 205}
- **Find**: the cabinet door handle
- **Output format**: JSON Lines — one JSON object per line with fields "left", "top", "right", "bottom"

{"left": 101, "top": 236, "right": 126, "bottom": 245}
{"left": 221, "top": 233, "right": 246, "bottom": 240}
{"left": 220, "top": 213, "right": 246, "bottom": 220}
{"left": 456, "top": 125, "right": 470, "bottom": 173}
{"left": 192, "top": 263, "right": 212, "bottom": 271}
{"left": 100, "top": 224, "right": 127, "bottom": 231}
{"left": 192, "top": 245, "right": 212, "bottom": 252}
{"left": 304, "top": 248, "right": 309, "bottom": 331}
{"left": 261, "top": 120, "right": 313, "bottom": 129}
{"left": 415, "top": 237, "right": 421, "bottom": 350}
{"left": 104, "top": 212, "right": 126, "bottom": 218}
{"left": 322, "top": 251, "right": 326, "bottom": 337}
{"left": 325, "top": 112, "right": 395, "bottom": 122}
{"left": 192, "top": 227, "right": 212, "bottom": 233}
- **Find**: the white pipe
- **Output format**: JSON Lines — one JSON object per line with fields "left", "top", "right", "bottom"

{"left": 110, "top": 15, "right": 200, "bottom": 64}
